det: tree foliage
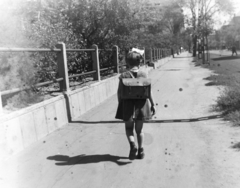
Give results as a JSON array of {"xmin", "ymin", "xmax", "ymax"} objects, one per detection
[
  {"xmin": 1, "ymin": 0, "xmax": 186, "ymax": 90},
  {"xmin": 182, "ymin": 0, "xmax": 234, "ymax": 56},
  {"xmin": 217, "ymin": 16, "xmax": 240, "ymax": 48},
  {"xmin": 0, "ymin": 0, "xmax": 188, "ymax": 109}
]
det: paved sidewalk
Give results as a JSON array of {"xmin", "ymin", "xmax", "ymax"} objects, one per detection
[{"xmin": 1, "ymin": 52, "xmax": 222, "ymax": 188}]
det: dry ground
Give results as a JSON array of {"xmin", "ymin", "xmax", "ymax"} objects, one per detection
[{"xmin": 1, "ymin": 52, "xmax": 240, "ymax": 188}]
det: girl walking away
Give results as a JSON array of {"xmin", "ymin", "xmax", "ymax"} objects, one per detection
[
  {"xmin": 115, "ymin": 51, "xmax": 156, "ymax": 160},
  {"xmin": 232, "ymin": 46, "xmax": 238, "ymax": 56}
]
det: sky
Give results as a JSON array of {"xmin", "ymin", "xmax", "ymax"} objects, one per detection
[
  {"xmin": 232, "ymin": 0, "xmax": 240, "ymax": 15},
  {"xmin": 213, "ymin": 0, "xmax": 240, "ymax": 29}
]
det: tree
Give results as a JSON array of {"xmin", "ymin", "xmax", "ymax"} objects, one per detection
[
  {"xmin": 221, "ymin": 16, "xmax": 240, "ymax": 48},
  {"xmin": 126, "ymin": 0, "xmax": 185, "ymax": 49},
  {"xmin": 160, "ymin": 1, "xmax": 185, "ymax": 49},
  {"xmin": 182, "ymin": 0, "xmax": 234, "ymax": 57}
]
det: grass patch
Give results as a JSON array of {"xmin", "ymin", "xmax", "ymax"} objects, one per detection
[{"xmin": 196, "ymin": 51, "xmax": 240, "ymax": 126}]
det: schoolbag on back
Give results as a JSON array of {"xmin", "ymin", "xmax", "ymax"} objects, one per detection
[{"xmin": 121, "ymin": 71, "xmax": 151, "ymax": 99}]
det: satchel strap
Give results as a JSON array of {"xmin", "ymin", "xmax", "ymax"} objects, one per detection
[{"xmin": 128, "ymin": 71, "xmax": 136, "ymax": 78}]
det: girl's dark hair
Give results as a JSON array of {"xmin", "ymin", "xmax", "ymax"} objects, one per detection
[{"xmin": 126, "ymin": 51, "xmax": 142, "ymax": 66}]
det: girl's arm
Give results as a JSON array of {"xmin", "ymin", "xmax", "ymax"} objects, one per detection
[
  {"xmin": 117, "ymin": 80, "xmax": 122, "ymax": 102},
  {"xmin": 149, "ymin": 91, "xmax": 156, "ymax": 115},
  {"xmin": 149, "ymin": 91, "xmax": 155, "ymax": 107},
  {"xmin": 145, "ymin": 72, "xmax": 154, "ymax": 106},
  {"xmin": 144, "ymin": 71, "xmax": 156, "ymax": 114}
]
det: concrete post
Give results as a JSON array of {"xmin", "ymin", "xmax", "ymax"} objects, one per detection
[
  {"xmin": 153, "ymin": 48, "xmax": 155, "ymax": 61},
  {"xmin": 150, "ymin": 48, "xmax": 153, "ymax": 63},
  {"xmin": 112, "ymin": 45, "xmax": 119, "ymax": 74},
  {"xmin": 143, "ymin": 47, "xmax": 146, "ymax": 65},
  {"xmin": 0, "ymin": 92, "xmax": 2, "ymax": 115},
  {"xmin": 56, "ymin": 42, "xmax": 70, "ymax": 92},
  {"xmin": 91, "ymin": 44, "xmax": 100, "ymax": 81},
  {"xmin": 155, "ymin": 49, "xmax": 157, "ymax": 60}
]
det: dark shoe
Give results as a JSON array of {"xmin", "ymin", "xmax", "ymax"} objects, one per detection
[
  {"xmin": 129, "ymin": 147, "xmax": 137, "ymax": 160},
  {"xmin": 137, "ymin": 148, "xmax": 145, "ymax": 159}
]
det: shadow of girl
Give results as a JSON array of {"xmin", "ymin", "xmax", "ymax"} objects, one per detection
[{"xmin": 47, "ymin": 154, "xmax": 131, "ymax": 166}]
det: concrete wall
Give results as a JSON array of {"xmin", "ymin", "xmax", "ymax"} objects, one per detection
[
  {"xmin": 0, "ymin": 95, "xmax": 68, "ymax": 160},
  {"xmin": 66, "ymin": 57, "xmax": 171, "ymax": 121},
  {"xmin": 67, "ymin": 75, "xmax": 119, "ymax": 121},
  {"xmin": 0, "ymin": 57, "xmax": 171, "ymax": 160}
]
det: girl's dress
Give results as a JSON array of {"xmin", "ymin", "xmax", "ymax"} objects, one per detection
[{"xmin": 115, "ymin": 71, "xmax": 152, "ymax": 121}]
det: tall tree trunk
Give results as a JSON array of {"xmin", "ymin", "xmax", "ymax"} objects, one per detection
[{"xmin": 192, "ymin": 35, "xmax": 197, "ymax": 57}]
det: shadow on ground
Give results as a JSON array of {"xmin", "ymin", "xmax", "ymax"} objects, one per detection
[
  {"xmin": 72, "ymin": 114, "xmax": 222, "ymax": 124},
  {"xmin": 232, "ymin": 142, "xmax": 240, "ymax": 150},
  {"xmin": 205, "ymin": 82, "xmax": 218, "ymax": 86},
  {"xmin": 203, "ymin": 77, "xmax": 220, "ymax": 86},
  {"xmin": 47, "ymin": 154, "xmax": 131, "ymax": 166},
  {"xmin": 212, "ymin": 56, "xmax": 240, "ymax": 61},
  {"xmin": 174, "ymin": 56, "xmax": 190, "ymax": 58},
  {"xmin": 159, "ymin": 69, "xmax": 181, "ymax": 71}
]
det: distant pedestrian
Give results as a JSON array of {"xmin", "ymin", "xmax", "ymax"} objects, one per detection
[
  {"xmin": 171, "ymin": 48, "xmax": 174, "ymax": 58},
  {"xmin": 232, "ymin": 46, "xmax": 238, "ymax": 56},
  {"xmin": 115, "ymin": 51, "xmax": 156, "ymax": 160}
]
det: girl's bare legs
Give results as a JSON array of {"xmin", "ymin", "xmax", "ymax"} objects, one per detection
[
  {"xmin": 135, "ymin": 120, "xmax": 145, "ymax": 159},
  {"xmin": 125, "ymin": 120, "xmax": 135, "ymax": 143},
  {"xmin": 135, "ymin": 120, "xmax": 144, "ymax": 149},
  {"xmin": 125, "ymin": 120, "xmax": 137, "ymax": 160}
]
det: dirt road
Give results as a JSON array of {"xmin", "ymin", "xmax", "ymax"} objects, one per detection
[{"xmin": 1, "ymin": 52, "xmax": 240, "ymax": 188}]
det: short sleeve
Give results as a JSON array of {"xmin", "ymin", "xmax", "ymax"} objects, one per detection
[
  {"xmin": 119, "ymin": 72, "xmax": 132, "ymax": 79},
  {"xmin": 137, "ymin": 71, "xmax": 147, "ymax": 78},
  {"xmin": 119, "ymin": 74, "xmax": 123, "ymax": 80}
]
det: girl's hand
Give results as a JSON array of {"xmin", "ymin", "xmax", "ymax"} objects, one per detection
[{"xmin": 151, "ymin": 106, "xmax": 156, "ymax": 115}]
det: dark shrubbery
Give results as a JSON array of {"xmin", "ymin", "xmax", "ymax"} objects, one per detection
[
  {"xmin": 214, "ymin": 84, "xmax": 240, "ymax": 126},
  {"xmin": 1, "ymin": 0, "xmax": 185, "ymax": 110},
  {"xmin": 200, "ymin": 54, "xmax": 240, "ymax": 126}
]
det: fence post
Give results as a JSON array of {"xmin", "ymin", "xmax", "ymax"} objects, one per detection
[
  {"xmin": 0, "ymin": 92, "xmax": 2, "ymax": 115},
  {"xmin": 150, "ymin": 48, "xmax": 153, "ymax": 63},
  {"xmin": 143, "ymin": 47, "xmax": 146, "ymax": 65},
  {"xmin": 152, "ymin": 48, "xmax": 154, "ymax": 62},
  {"xmin": 156, "ymin": 48, "xmax": 158, "ymax": 60},
  {"xmin": 56, "ymin": 42, "xmax": 70, "ymax": 92},
  {"xmin": 153, "ymin": 48, "xmax": 155, "ymax": 61},
  {"xmin": 156, "ymin": 49, "xmax": 158, "ymax": 60},
  {"xmin": 112, "ymin": 45, "xmax": 119, "ymax": 74},
  {"xmin": 91, "ymin": 44, "xmax": 100, "ymax": 81}
]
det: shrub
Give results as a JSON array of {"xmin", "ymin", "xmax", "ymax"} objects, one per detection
[
  {"xmin": 0, "ymin": 53, "xmax": 42, "ymax": 110},
  {"xmin": 215, "ymin": 85, "xmax": 240, "ymax": 115},
  {"xmin": 5, "ymin": 90, "xmax": 44, "ymax": 111},
  {"xmin": 0, "ymin": 53, "xmax": 39, "ymax": 91},
  {"xmin": 225, "ymin": 110, "xmax": 240, "ymax": 126}
]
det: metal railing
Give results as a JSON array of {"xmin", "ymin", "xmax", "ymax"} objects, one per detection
[
  {"xmin": 0, "ymin": 43, "xmax": 171, "ymax": 112},
  {"xmin": 0, "ymin": 44, "xmax": 119, "ymax": 96}
]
